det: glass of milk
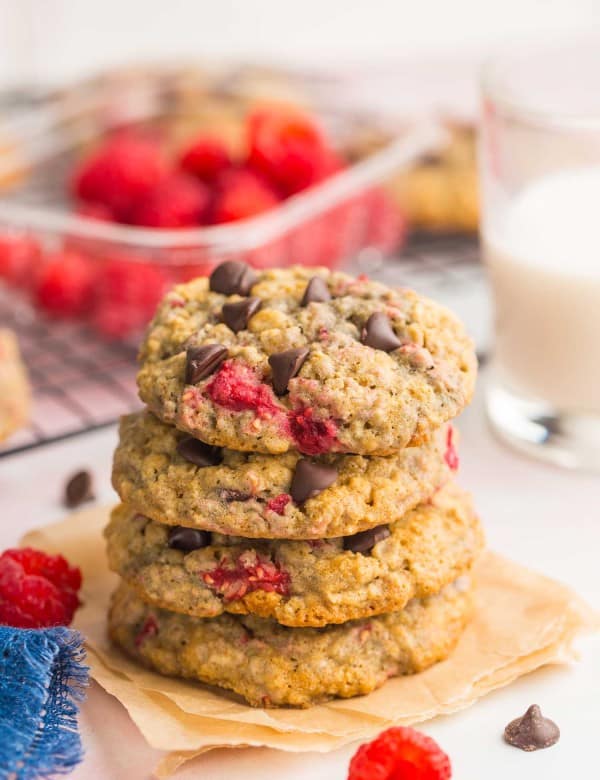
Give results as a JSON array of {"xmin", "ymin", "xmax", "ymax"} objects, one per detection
[{"xmin": 480, "ymin": 44, "xmax": 600, "ymax": 471}]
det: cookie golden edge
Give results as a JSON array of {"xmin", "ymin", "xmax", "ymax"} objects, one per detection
[
  {"xmin": 108, "ymin": 575, "xmax": 475, "ymax": 708},
  {"xmin": 105, "ymin": 482, "xmax": 484, "ymax": 627}
]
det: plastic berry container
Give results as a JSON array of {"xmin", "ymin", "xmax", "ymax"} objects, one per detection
[{"xmin": 0, "ymin": 63, "xmax": 441, "ymax": 341}]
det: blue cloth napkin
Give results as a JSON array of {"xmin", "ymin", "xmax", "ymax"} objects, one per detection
[{"xmin": 0, "ymin": 626, "xmax": 88, "ymax": 780}]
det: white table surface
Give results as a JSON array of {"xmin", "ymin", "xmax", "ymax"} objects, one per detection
[{"xmin": 1, "ymin": 377, "xmax": 599, "ymax": 780}]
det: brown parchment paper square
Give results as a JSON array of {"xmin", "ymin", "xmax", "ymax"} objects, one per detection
[{"xmin": 22, "ymin": 506, "xmax": 598, "ymax": 777}]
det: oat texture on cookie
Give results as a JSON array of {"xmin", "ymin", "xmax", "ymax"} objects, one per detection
[{"xmin": 109, "ymin": 260, "xmax": 484, "ymax": 707}]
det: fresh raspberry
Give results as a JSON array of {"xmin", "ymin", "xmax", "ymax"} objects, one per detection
[
  {"xmin": 129, "ymin": 173, "xmax": 210, "ymax": 228},
  {"xmin": 179, "ymin": 135, "xmax": 232, "ymax": 183},
  {"xmin": 91, "ymin": 257, "xmax": 167, "ymax": 339},
  {"xmin": 211, "ymin": 169, "xmax": 280, "ymax": 224},
  {"xmin": 248, "ymin": 108, "xmax": 331, "ymax": 195},
  {"xmin": 288, "ymin": 405, "xmax": 338, "ymax": 455},
  {"xmin": 201, "ymin": 550, "xmax": 290, "ymax": 601},
  {"xmin": 206, "ymin": 361, "xmax": 281, "ymax": 419},
  {"xmin": 135, "ymin": 615, "xmax": 158, "ymax": 647},
  {"xmin": 0, "ymin": 233, "xmax": 41, "ymax": 287},
  {"xmin": 0, "ymin": 548, "xmax": 82, "ymax": 629},
  {"xmin": 71, "ymin": 133, "xmax": 167, "ymax": 221},
  {"xmin": 348, "ymin": 726, "xmax": 452, "ymax": 780},
  {"xmin": 444, "ymin": 426, "xmax": 459, "ymax": 472},
  {"xmin": 35, "ymin": 250, "xmax": 95, "ymax": 318},
  {"xmin": 266, "ymin": 493, "xmax": 291, "ymax": 515}
]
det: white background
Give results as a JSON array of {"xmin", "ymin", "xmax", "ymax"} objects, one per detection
[{"xmin": 0, "ymin": 0, "xmax": 599, "ymax": 88}]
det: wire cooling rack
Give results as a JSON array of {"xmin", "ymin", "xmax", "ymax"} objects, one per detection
[{"xmin": 0, "ymin": 232, "xmax": 484, "ymax": 458}]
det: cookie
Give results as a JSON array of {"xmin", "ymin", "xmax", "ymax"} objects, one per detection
[
  {"xmin": 137, "ymin": 265, "xmax": 476, "ymax": 456},
  {"xmin": 105, "ymin": 483, "xmax": 483, "ymax": 627},
  {"xmin": 108, "ymin": 576, "xmax": 474, "ymax": 707},
  {"xmin": 345, "ymin": 121, "xmax": 479, "ymax": 233},
  {"xmin": 112, "ymin": 411, "xmax": 457, "ymax": 539},
  {"xmin": 0, "ymin": 329, "xmax": 30, "ymax": 442}
]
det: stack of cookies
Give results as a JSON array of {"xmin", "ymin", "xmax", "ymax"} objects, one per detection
[{"xmin": 106, "ymin": 262, "xmax": 483, "ymax": 708}]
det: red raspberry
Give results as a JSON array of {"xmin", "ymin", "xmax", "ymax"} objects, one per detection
[
  {"xmin": 130, "ymin": 173, "xmax": 210, "ymax": 228},
  {"xmin": 444, "ymin": 426, "xmax": 459, "ymax": 472},
  {"xmin": 348, "ymin": 726, "xmax": 452, "ymax": 780},
  {"xmin": 179, "ymin": 135, "xmax": 232, "ymax": 183},
  {"xmin": 266, "ymin": 493, "xmax": 291, "ymax": 515},
  {"xmin": 0, "ymin": 233, "xmax": 41, "ymax": 287},
  {"xmin": 206, "ymin": 361, "xmax": 281, "ymax": 419},
  {"xmin": 201, "ymin": 551, "xmax": 290, "ymax": 601},
  {"xmin": 91, "ymin": 257, "xmax": 167, "ymax": 339},
  {"xmin": 0, "ymin": 547, "xmax": 82, "ymax": 629},
  {"xmin": 135, "ymin": 615, "xmax": 158, "ymax": 647},
  {"xmin": 35, "ymin": 250, "xmax": 95, "ymax": 318},
  {"xmin": 71, "ymin": 134, "xmax": 168, "ymax": 221},
  {"xmin": 288, "ymin": 405, "xmax": 338, "ymax": 455},
  {"xmin": 248, "ymin": 108, "xmax": 331, "ymax": 195},
  {"xmin": 211, "ymin": 169, "xmax": 280, "ymax": 224}
]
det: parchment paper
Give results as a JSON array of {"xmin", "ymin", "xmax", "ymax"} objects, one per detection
[{"xmin": 22, "ymin": 506, "xmax": 598, "ymax": 778}]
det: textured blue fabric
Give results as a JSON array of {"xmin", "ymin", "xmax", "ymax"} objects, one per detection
[{"xmin": 0, "ymin": 626, "xmax": 88, "ymax": 780}]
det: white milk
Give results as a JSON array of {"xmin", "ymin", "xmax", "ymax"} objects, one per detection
[{"xmin": 484, "ymin": 167, "xmax": 600, "ymax": 413}]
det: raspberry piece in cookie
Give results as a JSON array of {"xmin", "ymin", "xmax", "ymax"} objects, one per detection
[
  {"xmin": 288, "ymin": 405, "xmax": 339, "ymax": 455},
  {"xmin": 266, "ymin": 493, "xmax": 291, "ymax": 515},
  {"xmin": 444, "ymin": 426, "xmax": 459, "ymax": 472},
  {"xmin": 201, "ymin": 551, "xmax": 290, "ymax": 601},
  {"xmin": 206, "ymin": 361, "xmax": 281, "ymax": 419},
  {"xmin": 0, "ymin": 547, "xmax": 82, "ymax": 628},
  {"xmin": 348, "ymin": 726, "xmax": 452, "ymax": 780}
]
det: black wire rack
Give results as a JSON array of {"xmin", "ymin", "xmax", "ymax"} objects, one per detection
[{"xmin": 0, "ymin": 232, "xmax": 482, "ymax": 458}]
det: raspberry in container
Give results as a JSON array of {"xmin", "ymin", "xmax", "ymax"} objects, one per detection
[{"xmin": 0, "ymin": 63, "xmax": 442, "ymax": 341}]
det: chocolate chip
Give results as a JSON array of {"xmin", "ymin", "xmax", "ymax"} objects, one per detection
[
  {"xmin": 167, "ymin": 526, "xmax": 212, "ymax": 552},
  {"xmin": 504, "ymin": 705, "xmax": 560, "ymax": 752},
  {"xmin": 216, "ymin": 488, "xmax": 252, "ymax": 502},
  {"xmin": 64, "ymin": 470, "xmax": 94, "ymax": 508},
  {"xmin": 343, "ymin": 524, "xmax": 391, "ymax": 554},
  {"xmin": 361, "ymin": 312, "xmax": 402, "ymax": 352},
  {"xmin": 185, "ymin": 344, "xmax": 228, "ymax": 384},
  {"xmin": 176, "ymin": 436, "xmax": 222, "ymax": 467},
  {"xmin": 222, "ymin": 297, "xmax": 261, "ymax": 333},
  {"xmin": 209, "ymin": 261, "xmax": 257, "ymax": 296},
  {"xmin": 290, "ymin": 459, "xmax": 337, "ymax": 504},
  {"xmin": 268, "ymin": 347, "xmax": 310, "ymax": 395},
  {"xmin": 300, "ymin": 276, "xmax": 331, "ymax": 306}
]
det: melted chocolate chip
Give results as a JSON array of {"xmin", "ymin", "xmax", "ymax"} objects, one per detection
[
  {"xmin": 176, "ymin": 436, "xmax": 222, "ymax": 467},
  {"xmin": 185, "ymin": 344, "xmax": 228, "ymax": 384},
  {"xmin": 222, "ymin": 297, "xmax": 261, "ymax": 333},
  {"xmin": 361, "ymin": 312, "xmax": 402, "ymax": 352},
  {"xmin": 64, "ymin": 470, "xmax": 94, "ymax": 508},
  {"xmin": 504, "ymin": 705, "xmax": 560, "ymax": 752},
  {"xmin": 268, "ymin": 347, "xmax": 310, "ymax": 395},
  {"xmin": 301, "ymin": 276, "xmax": 331, "ymax": 306},
  {"xmin": 167, "ymin": 526, "xmax": 212, "ymax": 552},
  {"xmin": 290, "ymin": 459, "xmax": 337, "ymax": 504},
  {"xmin": 209, "ymin": 260, "xmax": 257, "ymax": 296},
  {"xmin": 343, "ymin": 524, "xmax": 391, "ymax": 554},
  {"xmin": 216, "ymin": 488, "xmax": 252, "ymax": 502}
]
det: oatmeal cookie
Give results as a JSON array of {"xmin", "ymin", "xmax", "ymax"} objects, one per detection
[
  {"xmin": 105, "ymin": 483, "xmax": 483, "ymax": 627},
  {"xmin": 112, "ymin": 411, "xmax": 457, "ymax": 539},
  {"xmin": 137, "ymin": 264, "xmax": 476, "ymax": 456},
  {"xmin": 108, "ymin": 576, "xmax": 474, "ymax": 707}
]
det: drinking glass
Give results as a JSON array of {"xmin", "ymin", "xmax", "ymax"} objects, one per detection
[{"xmin": 480, "ymin": 43, "xmax": 600, "ymax": 471}]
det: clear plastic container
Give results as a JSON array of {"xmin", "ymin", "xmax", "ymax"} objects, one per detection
[{"xmin": 0, "ymin": 64, "xmax": 441, "ymax": 339}]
